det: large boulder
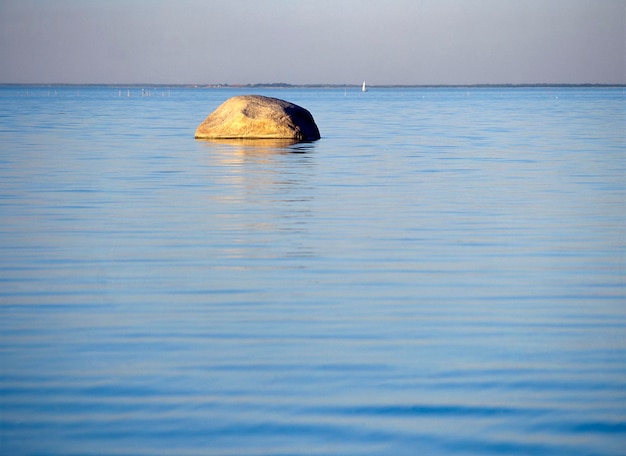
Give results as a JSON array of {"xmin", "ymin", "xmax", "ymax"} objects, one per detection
[{"xmin": 195, "ymin": 95, "xmax": 320, "ymax": 141}]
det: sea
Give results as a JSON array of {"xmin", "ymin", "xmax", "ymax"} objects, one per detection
[{"xmin": 1, "ymin": 85, "xmax": 625, "ymax": 455}]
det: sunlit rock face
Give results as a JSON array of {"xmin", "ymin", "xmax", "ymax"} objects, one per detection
[{"xmin": 195, "ymin": 95, "xmax": 320, "ymax": 141}]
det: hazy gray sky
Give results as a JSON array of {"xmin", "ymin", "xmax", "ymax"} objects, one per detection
[{"xmin": 1, "ymin": 0, "xmax": 624, "ymax": 85}]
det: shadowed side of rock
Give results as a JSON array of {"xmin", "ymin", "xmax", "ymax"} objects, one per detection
[{"xmin": 195, "ymin": 95, "xmax": 320, "ymax": 141}]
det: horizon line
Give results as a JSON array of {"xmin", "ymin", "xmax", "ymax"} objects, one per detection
[{"xmin": 1, "ymin": 82, "xmax": 625, "ymax": 88}]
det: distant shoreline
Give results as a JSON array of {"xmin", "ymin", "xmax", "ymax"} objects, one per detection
[{"xmin": 1, "ymin": 83, "xmax": 625, "ymax": 89}]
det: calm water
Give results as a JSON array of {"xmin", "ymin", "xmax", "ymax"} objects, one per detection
[{"xmin": 1, "ymin": 85, "xmax": 625, "ymax": 455}]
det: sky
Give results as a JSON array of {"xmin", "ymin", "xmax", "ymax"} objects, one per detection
[{"xmin": 0, "ymin": 0, "xmax": 624, "ymax": 85}]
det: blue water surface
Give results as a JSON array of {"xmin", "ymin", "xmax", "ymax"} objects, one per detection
[{"xmin": 1, "ymin": 85, "xmax": 625, "ymax": 455}]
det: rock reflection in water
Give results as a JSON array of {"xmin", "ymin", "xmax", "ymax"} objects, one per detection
[{"xmin": 198, "ymin": 138, "xmax": 318, "ymax": 264}]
